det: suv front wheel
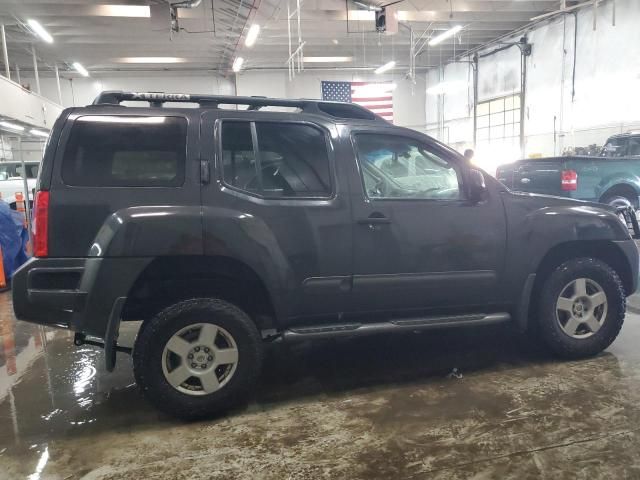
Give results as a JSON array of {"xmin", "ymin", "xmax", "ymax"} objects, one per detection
[
  {"xmin": 133, "ymin": 298, "xmax": 263, "ymax": 419},
  {"xmin": 537, "ymin": 258, "xmax": 626, "ymax": 359}
]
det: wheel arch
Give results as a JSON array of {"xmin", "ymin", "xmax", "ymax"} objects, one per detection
[
  {"xmin": 122, "ymin": 255, "xmax": 279, "ymax": 331},
  {"xmin": 532, "ymin": 240, "xmax": 634, "ymax": 297},
  {"xmin": 526, "ymin": 240, "xmax": 634, "ymax": 330},
  {"xmin": 598, "ymin": 183, "xmax": 640, "ymax": 207}
]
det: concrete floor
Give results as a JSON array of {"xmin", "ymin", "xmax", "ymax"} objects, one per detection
[{"xmin": 2, "ymin": 294, "xmax": 640, "ymax": 479}]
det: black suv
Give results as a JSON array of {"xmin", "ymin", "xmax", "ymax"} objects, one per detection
[{"xmin": 13, "ymin": 91, "xmax": 639, "ymax": 419}]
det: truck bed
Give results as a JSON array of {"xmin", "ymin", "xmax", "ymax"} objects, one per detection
[{"xmin": 496, "ymin": 155, "xmax": 640, "ymax": 205}]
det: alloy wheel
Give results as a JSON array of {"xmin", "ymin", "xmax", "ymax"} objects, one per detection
[
  {"xmin": 555, "ymin": 278, "xmax": 608, "ymax": 339},
  {"xmin": 161, "ymin": 323, "xmax": 239, "ymax": 396}
]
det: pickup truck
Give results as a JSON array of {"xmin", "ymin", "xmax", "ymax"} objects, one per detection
[
  {"xmin": 0, "ymin": 161, "xmax": 39, "ymax": 207},
  {"xmin": 496, "ymin": 156, "xmax": 640, "ymax": 208}
]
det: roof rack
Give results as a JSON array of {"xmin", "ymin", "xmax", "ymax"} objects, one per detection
[{"xmin": 92, "ymin": 91, "xmax": 384, "ymax": 122}]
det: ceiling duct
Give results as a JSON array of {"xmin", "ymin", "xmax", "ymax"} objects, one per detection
[{"xmin": 167, "ymin": 0, "xmax": 204, "ymax": 32}]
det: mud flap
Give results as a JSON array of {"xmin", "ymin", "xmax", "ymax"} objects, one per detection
[{"xmin": 104, "ymin": 297, "xmax": 127, "ymax": 372}]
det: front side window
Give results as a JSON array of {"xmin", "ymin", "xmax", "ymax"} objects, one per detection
[
  {"xmin": 61, "ymin": 116, "xmax": 187, "ymax": 187},
  {"xmin": 354, "ymin": 133, "xmax": 461, "ymax": 200},
  {"xmin": 220, "ymin": 121, "xmax": 332, "ymax": 198}
]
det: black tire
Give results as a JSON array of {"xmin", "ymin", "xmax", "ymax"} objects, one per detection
[
  {"xmin": 602, "ymin": 193, "xmax": 638, "ymax": 209},
  {"xmin": 537, "ymin": 257, "xmax": 626, "ymax": 359},
  {"xmin": 133, "ymin": 298, "xmax": 263, "ymax": 419}
]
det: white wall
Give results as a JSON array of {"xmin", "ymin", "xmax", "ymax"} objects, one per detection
[
  {"xmin": 31, "ymin": 74, "xmax": 235, "ymax": 108},
  {"xmin": 428, "ymin": 0, "xmax": 640, "ymax": 171},
  {"xmin": 235, "ymin": 70, "xmax": 426, "ymax": 130},
  {"xmin": 30, "ymin": 69, "xmax": 426, "ymax": 132}
]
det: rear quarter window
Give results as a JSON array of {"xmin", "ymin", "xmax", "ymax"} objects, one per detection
[{"xmin": 61, "ymin": 115, "xmax": 187, "ymax": 187}]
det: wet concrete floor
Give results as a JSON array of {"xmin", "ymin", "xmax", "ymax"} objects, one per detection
[{"xmin": 2, "ymin": 292, "xmax": 640, "ymax": 479}]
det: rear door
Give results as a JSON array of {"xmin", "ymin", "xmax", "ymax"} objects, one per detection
[
  {"xmin": 200, "ymin": 111, "xmax": 353, "ymax": 321},
  {"xmin": 48, "ymin": 109, "xmax": 202, "ymax": 257}
]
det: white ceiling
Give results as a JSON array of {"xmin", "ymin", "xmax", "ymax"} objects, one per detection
[{"xmin": 0, "ymin": 0, "xmax": 564, "ymax": 78}]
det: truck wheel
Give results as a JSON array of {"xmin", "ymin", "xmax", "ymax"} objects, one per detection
[
  {"xmin": 537, "ymin": 258, "xmax": 625, "ymax": 359},
  {"xmin": 133, "ymin": 298, "xmax": 263, "ymax": 419},
  {"xmin": 602, "ymin": 194, "xmax": 638, "ymax": 209}
]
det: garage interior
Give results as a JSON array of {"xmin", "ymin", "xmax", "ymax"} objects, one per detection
[{"xmin": 2, "ymin": 0, "xmax": 640, "ymax": 478}]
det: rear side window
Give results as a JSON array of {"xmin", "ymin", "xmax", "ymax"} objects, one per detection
[
  {"xmin": 220, "ymin": 121, "xmax": 332, "ymax": 198},
  {"xmin": 61, "ymin": 116, "xmax": 187, "ymax": 187}
]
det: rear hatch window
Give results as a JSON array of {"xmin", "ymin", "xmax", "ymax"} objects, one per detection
[{"xmin": 61, "ymin": 115, "xmax": 187, "ymax": 187}]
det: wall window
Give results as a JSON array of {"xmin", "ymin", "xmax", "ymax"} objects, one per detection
[
  {"xmin": 220, "ymin": 121, "xmax": 332, "ymax": 198},
  {"xmin": 62, "ymin": 116, "xmax": 187, "ymax": 187},
  {"xmin": 476, "ymin": 94, "xmax": 520, "ymax": 157},
  {"xmin": 354, "ymin": 133, "xmax": 461, "ymax": 200}
]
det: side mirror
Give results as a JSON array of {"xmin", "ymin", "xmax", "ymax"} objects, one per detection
[{"xmin": 467, "ymin": 168, "xmax": 487, "ymax": 202}]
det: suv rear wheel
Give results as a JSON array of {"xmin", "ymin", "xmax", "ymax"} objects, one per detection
[
  {"xmin": 537, "ymin": 258, "xmax": 625, "ymax": 359},
  {"xmin": 133, "ymin": 298, "xmax": 263, "ymax": 419}
]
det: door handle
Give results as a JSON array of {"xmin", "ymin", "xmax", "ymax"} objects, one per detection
[
  {"xmin": 357, "ymin": 213, "xmax": 391, "ymax": 225},
  {"xmin": 201, "ymin": 160, "xmax": 211, "ymax": 185}
]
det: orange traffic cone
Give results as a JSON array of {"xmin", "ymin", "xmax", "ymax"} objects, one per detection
[
  {"xmin": 0, "ymin": 246, "xmax": 7, "ymax": 291},
  {"xmin": 15, "ymin": 192, "xmax": 26, "ymax": 227}
]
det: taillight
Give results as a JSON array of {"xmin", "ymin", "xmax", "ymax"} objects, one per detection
[
  {"xmin": 33, "ymin": 190, "xmax": 49, "ymax": 257},
  {"xmin": 561, "ymin": 170, "xmax": 578, "ymax": 191}
]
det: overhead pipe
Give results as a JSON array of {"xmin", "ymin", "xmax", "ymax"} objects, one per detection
[{"xmin": 171, "ymin": 0, "xmax": 203, "ymax": 8}]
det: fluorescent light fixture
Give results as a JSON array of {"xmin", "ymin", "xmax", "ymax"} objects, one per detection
[
  {"xmin": 244, "ymin": 24, "xmax": 260, "ymax": 47},
  {"xmin": 117, "ymin": 57, "xmax": 188, "ymax": 64},
  {"xmin": 353, "ymin": 1, "xmax": 381, "ymax": 11},
  {"xmin": 426, "ymin": 80, "xmax": 469, "ymax": 95},
  {"xmin": 232, "ymin": 57, "xmax": 244, "ymax": 72},
  {"xmin": 0, "ymin": 121, "xmax": 25, "ymax": 132},
  {"xmin": 303, "ymin": 56, "xmax": 353, "ymax": 63},
  {"xmin": 27, "ymin": 19, "xmax": 53, "ymax": 44},
  {"xmin": 428, "ymin": 25, "xmax": 463, "ymax": 46},
  {"xmin": 30, "ymin": 129, "xmax": 49, "ymax": 137},
  {"xmin": 374, "ymin": 60, "xmax": 396, "ymax": 74},
  {"xmin": 93, "ymin": 5, "xmax": 151, "ymax": 17},
  {"xmin": 73, "ymin": 62, "xmax": 89, "ymax": 77}
]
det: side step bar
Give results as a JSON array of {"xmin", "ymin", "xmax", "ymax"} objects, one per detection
[{"xmin": 282, "ymin": 312, "xmax": 511, "ymax": 342}]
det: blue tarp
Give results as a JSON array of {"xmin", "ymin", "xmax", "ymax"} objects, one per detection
[{"xmin": 0, "ymin": 201, "xmax": 29, "ymax": 280}]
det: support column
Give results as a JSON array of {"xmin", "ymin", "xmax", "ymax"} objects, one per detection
[
  {"xmin": 31, "ymin": 45, "xmax": 40, "ymax": 94},
  {"xmin": 472, "ymin": 54, "xmax": 479, "ymax": 149},
  {"xmin": 54, "ymin": 64, "xmax": 62, "ymax": 104},
  {"xmin": 1, "ymin": 24, "xmax": 9, "ymax": 79}
]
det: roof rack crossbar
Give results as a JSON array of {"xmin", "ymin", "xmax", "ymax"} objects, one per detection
[{"xmin": 91, "ymin": 91, "xmax": 384, "ymax": 122}]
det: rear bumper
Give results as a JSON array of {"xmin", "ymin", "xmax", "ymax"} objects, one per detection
[
  {"xmin": 12, "ymin": 258, "xmax": 86, "ymax": 330},
  {"xmin": 12, "ymin": 256, "xmax": 151, "ymax": 338}
]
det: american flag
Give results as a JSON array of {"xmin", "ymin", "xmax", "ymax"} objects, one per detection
[{"xmin": 321, "ymin": 81, "xmax": 394, "ymax": 122}]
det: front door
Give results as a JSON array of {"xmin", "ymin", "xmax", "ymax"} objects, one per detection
[{"xmin": 346, "ymin": 129, "xmax": 507, "ymax": 316}]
